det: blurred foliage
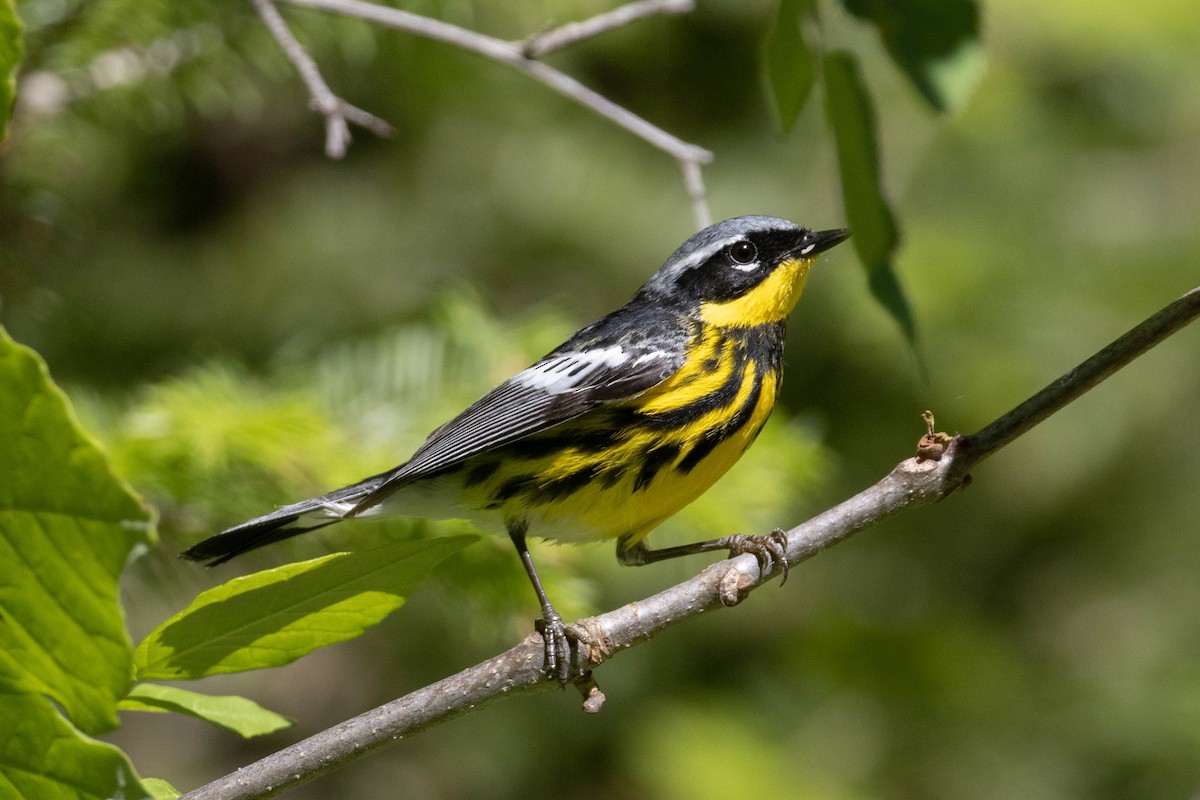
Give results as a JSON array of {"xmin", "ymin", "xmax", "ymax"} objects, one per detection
[
  {"xmin": 763, "ymin": 0, "xmax": 816, "ymax": 133},
  {"xmin": 767, "ymin": 0, "xmax": 986, "ymax": 345},
  {"xmin": 0, "ymin": 0, "xmax": 20, "ymax": 141},
  {"xmin": 1, "ymin": 0, "xmax": 1199, "ymax": 799},
  {"xmin": 824, "ymin": 49, "xmax": 913, "ymax": 346},
  {"xmin": 841, "ymin": 0, "xmax": 983, "ymax": 113},
  {"xmin": 87, "ymin": 363, "xmax": 348, "ymax": 533}
]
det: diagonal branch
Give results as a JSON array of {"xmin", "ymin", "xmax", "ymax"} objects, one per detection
[
  {"xmin": 961, "ymin": 284, "xmax": 1200, "ymax": 463},
  {"xmin": 248, "ymin": 0, "xmax": 394, "ymax": 158},
  {"xmin": 181, "ymin": 285, "xmax": 1200, "ymax": 800},
  {"xmin": 281, "ymin": 0, "xmax": 713, "ymax": 228},
  {"xmin": 521, "ymin": 0, "xmax": 695, "ymax": 57}
]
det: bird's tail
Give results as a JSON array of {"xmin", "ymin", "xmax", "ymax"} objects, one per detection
[{"xmin": 180, "ymin": 475, "xmax": 387, "ymax": 566}]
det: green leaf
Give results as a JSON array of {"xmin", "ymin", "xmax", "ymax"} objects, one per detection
[
  {"xmin": 823, "ymin": 51, "xmax": 917, "ymax": 345},
  {"xmin": 841, "ymin": 0, "xmax": 984, "ymax": 113},
  {"xmin": 0, "ymin": 327, "xmax": 154, "ymax": 735},
  {"xmin": 763, "ymin": 0, "xmax": 818, "ymax": 133},
  {"xmin": 0, "ymin": 0, "xmax": 21, "ymax": 142},
  {"xmin": 141, "ymin": 778, "xmax": 182, "ymax": 800},
  {"xmin": 0, "ymin": 329, "xmax": 153, "ymax": 798},
  {"xmin": 0, "ymin": 686, "xmax": 151, "ymax": 800},
  {"xmin": 120, "ymin": 683, "xmax": 292, "ymax": 738},
  {"xmin": 135, "ymin": 535, "xmax": 477, "ymax": 680}
]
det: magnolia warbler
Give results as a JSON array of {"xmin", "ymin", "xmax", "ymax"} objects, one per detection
[{"xmin": 183, "ymin": 216, "xmax": 849, "ymax": 680}]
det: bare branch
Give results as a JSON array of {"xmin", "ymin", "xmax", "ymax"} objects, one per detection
[
  {"xmin": 961, "ymin": 285, "xmax": 1200, "ymax": 464},
  {"xmin": 282, "ymin": 0, "xmax": 713, "ymax": 223},
  {"xmin": 248, "ymin": 0, "xmax": 393, "ymax": 158},
  {"xmin": 521, "ymin": 0, "xmax": 695, "ymax": 58},
  {"xmin": 680, "ymin": 158, "xmax": 712, "ymax": 229},
  {"xmin": 184, "ymin": 464, "xmax": 954, "ymax": 800},
  {"xmin": 181, "ymin": 287, "xmax": 1200, "ymax": 800}
]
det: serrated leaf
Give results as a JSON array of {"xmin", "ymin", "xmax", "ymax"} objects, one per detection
[
  {"xmin": 0, "ymin": 0, "xmax": 19, "ymax": 142},
  {"xmin": 764, "ymin": 0, "xmax": 817, "ymax": 133},
  {"xmin": 120, "ymin": 683, "xmax": 292, "ymax": 738},
  {"xmin": 841, "ymin": 0, "xmax": 983, "ymax": 113},
  {"xmin": 0, "ymin": 327, "xmax": 154, "ymax": 735},
  {"xmin": 135, "ymin": 535, "xmax": 477, "ymax": 680},
  {"xmin": 0, "ymin": 687, "xmax": 151, "ymax": 800},
  {"xmin": 824, "ymin": 51, "xmax": 917, "ymax": 345}
]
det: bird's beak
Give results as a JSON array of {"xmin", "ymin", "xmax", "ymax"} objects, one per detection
[{"xmin": 791, "ymin": 228, "xmax": 851, "ymax": 258}]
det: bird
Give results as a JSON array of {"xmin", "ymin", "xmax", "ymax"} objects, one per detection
[{"xmin": 182, "ymin": 215, "xmax": 849, "ymax": 682}]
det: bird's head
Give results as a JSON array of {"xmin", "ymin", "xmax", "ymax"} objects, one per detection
[{"xmin": 644, "ymin": 216, "xmax": 849, "ymax": 327}]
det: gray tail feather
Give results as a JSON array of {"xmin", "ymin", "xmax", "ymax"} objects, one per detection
[{"xmin": 180, "ymin": 475, "xmax": 387, "ymax": 566}]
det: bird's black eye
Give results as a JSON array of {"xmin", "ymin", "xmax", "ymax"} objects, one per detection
[{"xmin": 729, "ymin": 241, "xmax": 757, "ymax": 265}]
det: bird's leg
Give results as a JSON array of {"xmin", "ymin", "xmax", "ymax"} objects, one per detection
[
  {"xmin": 508, "ymin": 522, "xmax": 574, "ymax": 683},
  {"xmin": 616, "ymin": 529, "xmax": 790, "ymax": 585}
]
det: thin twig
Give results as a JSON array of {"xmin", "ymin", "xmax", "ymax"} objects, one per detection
[
  {"xmin": 282, "ymin": 0, "xmax": 713, "ymax": 226},
  {"xmin": 521, "ymin": 0, "xmax": 695, "ymax": 58},
  {"xmin": 960, "ymin": 285, "xmax": 1200, "ymax": 465},
  {"xmin": 680, "ymin": 159, "xmax": 712, "ymax": 228},
  {"xmin": 248, "ymin": 0, "xmax": 394, "ymax": 158},
  {"xmin": 181, "ymin": 287, "xmax": 1200, "ymax": 800}
]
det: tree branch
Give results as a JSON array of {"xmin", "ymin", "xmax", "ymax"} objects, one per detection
[
  {"xmin": 280, "ymin": 0, "xmax": 714, "ymax": 228},
  {"xmin": 961, "ymin": 285, "xmax": 1200, "ymax": 463},
  {"xmin": 520, "ymin": 0, "xmax": 694, "ymax": 57},
  {"xmin": 180, "ymin": 285, "xmax": 1200, "ymax": 800},
  {"xmin": 248, "ymin": 0, "xmax": 394, "ymax": 158}
]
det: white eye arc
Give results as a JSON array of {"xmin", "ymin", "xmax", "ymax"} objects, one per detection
[
  {"xmin": 798, "ymin": 242, "xmax": 817, "ymax": 256},
  {"xmin": 729, "ymin": 240, "xmax": 759, "ymax": 271}
]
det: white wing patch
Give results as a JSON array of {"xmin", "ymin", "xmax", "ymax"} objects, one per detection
[
  {"xmin": 514, "ymin": 346, "xmax": 632, "ymax": 394},
  {"xmin": 323, "ymin": 499, "xmax": 379, "ymax": 518}
]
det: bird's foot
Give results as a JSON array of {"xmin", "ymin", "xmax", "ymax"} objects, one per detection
[
  {"xmin": 720, "ymin": 528, "xmax": 790, "ymax": 585},
  {"xmin": 534, "ymin": 606, "xmax": 578, "ymax": 684}
]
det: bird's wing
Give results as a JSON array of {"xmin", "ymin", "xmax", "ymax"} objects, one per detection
[{"xmin": 350, "ymin": 339, "xmax": 684, "ymax": 512}]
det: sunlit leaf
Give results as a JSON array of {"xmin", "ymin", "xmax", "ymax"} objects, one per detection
[
  {"xmin": 135, "ymin": 535, "xmax": 477, "ymax": 680},
  {"xmin": 0, "ymin": 688, "xmax": 151, "ymax": 800},
  {"xmin": 141, "ymin": 778, "xmax": 182, "ymax": 800},
  {"xmin": 120, "ymin": 683, "xmax": 292, "ymax": 738},
  {"xmin": 823, "ymin": 51, "xmax": 917, "ymax": 345},
  {"xmin": 841, "ymin": 0, "xmax": 984, "ymax": 113},
  {"xmin": 0, "ymin": 327, "xmax": 153, "ymax": 735},
  {"xmin": 0, "ymin": 0, "xmax": 20, "ymax": 142},
  {"xmin": 763, "ymin": 0, "xmax": 818, "ymax": 133}
]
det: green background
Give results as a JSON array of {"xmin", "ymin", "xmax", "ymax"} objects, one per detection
[{"xmin": 2, "ymin": 0, "xmax": 1199, "ymax": 798}]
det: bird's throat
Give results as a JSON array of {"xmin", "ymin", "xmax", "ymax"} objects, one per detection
[{"xmin": 697, "ymin": 256, "xmax": 813, "ymax": 328}]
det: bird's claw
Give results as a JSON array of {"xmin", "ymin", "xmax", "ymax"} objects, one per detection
[
  {"xmin": 724, "ymin": 529, "xmax": 790, "ymax": 585},
  {"xmin": 535, "ymin": 608, "xmax": 575, "ymax": 684}
]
